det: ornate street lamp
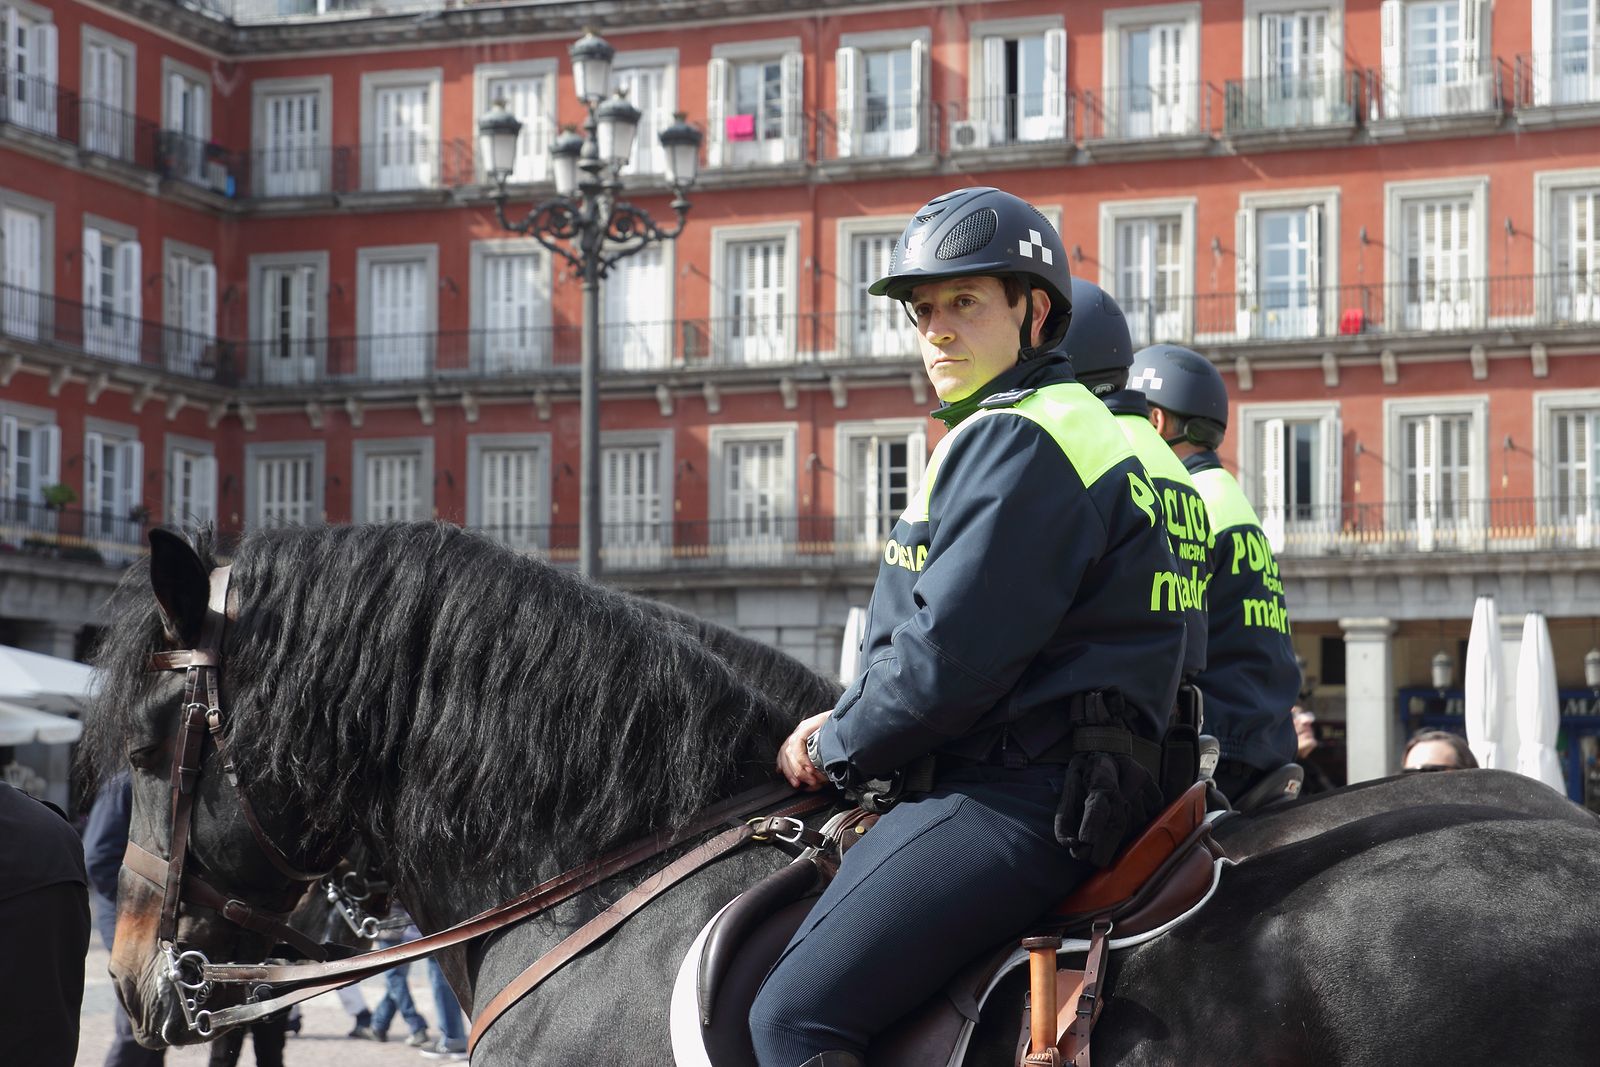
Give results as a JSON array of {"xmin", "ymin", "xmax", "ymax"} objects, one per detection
[{"xmin": 479, "ymin": 29, "xmax": 702, "ymax": 579}]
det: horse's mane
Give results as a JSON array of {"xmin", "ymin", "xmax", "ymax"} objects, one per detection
[{"xmin": 86, "ymin": 523, "xmax": 831, "ymax": 896}]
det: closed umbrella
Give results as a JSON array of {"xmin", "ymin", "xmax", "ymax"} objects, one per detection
[
  {"xmin": 1464, "ymin": 595, "xmax": 1506, "ymax": 769},
  {"xmin": 1514, "ymin": 613, "xmax": 1566, "ymax": 792}
]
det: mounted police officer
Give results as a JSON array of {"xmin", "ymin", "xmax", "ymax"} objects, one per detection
[
  {"xmin": 755, "ymin": 188, "xmax": 1187, "ymax": 1067},
  {"xmin": 1059, "ymin": 280, "xmax": 1212, "ymax": 800},
  {"xmin": 1130, "ymin": 343, "xmax": 1301, "ymax": 805}
]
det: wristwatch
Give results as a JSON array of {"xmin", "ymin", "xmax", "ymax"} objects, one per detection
[{"xmin": 804, "ymin": 727, "xmax": 826, "ymax": 774}]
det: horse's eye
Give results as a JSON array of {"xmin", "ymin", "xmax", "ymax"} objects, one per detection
[{"xmin": 127, "ymin": 745, "xmax": 161, "ymax": 771}]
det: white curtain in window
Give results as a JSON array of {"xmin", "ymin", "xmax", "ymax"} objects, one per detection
[
  {"xmin": 602, "ymin": 444, "xmax": 663, "ymax": 566},
  {"xmin": 726, "ymin": 239, "xmax": 788, "ymax": 364},
  {"xmin": 482, "ymin": 252, "xmax": 544, "ymax": 372},
  {"xmin": 368, "ymin": 259, "xmax": 428, "ymax": 379},
  {"xmin": 723, "ymin": 439, "xmax": 787, "ymax": 553},
  {"xmin": 1404, "ymin": 197, "xmax": 1475, "ymax": 331},
  {"xmin": 374, "ymin": 85, "xmax": 432, "ymax": 190},
  {"xmin": 256, "ymin": 456, "xmax": 315, "ymax": 526},
  {"xmin": 262, "ymin": 92, "xmax": 321, "ymax": 196},
  {"xmin": 480, "ymin": 447, "xmax": 542, "ymax": 549},
  {"xmin": 365, "ymin": 452, "xmax": 422, "ymax": 522}
]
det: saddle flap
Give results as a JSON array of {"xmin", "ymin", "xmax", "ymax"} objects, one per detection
[
  {"xmin": 1051, "ymin": 781, "xmax": 1208, "ymax": 921},
  {"xmin": 698, "ymin": 858, "xmax": 822, "ymax": 1025}
]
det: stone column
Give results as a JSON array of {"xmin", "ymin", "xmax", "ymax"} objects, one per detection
[{"xmin": 1341, "ymin": 617, "xmax": 1398, "ymax": 783}]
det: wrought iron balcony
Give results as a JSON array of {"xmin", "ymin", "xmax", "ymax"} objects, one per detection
[
  {"xmin": 815, "ymin": 102, "xmax": 935, "ymax": 161},
  {"xmin": 0, "ymin": 283, "xmax": 238, "ymax": 381},
  {"xmin": 942, "ymin": 93, "xmax": 1072, "ymax": 152},
  {"xmin": 1366, "ymin": 60, "xmax": 1501, "ymax": 123},
  {"xmin": 0, "ymin": 499, "xmax": 149, "ymax": 567},
  {"xmin": 1512, "ymin": 46, "xmax": 1600, "ymax": 111},
  {"xmin": 1079, "ymin": 81, "xmax": 1217, "ymax": 142},
  {"xmin": 1263, "ymin": 497, "xmax": 1600, "ymax": 559},
  {"xmin": 1223, "ymin": 71, "xmax": 1358, "ymax": 134}
]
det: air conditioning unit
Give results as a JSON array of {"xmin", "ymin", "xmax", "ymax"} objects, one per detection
[{"xmin": 949, "ymin": 118, "xmax": 988, "ymax": 151}]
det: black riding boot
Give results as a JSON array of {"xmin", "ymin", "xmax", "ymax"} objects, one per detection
[{"xmin": 796, "ymin": 1054, "xmax": 866, "ymax": 1067}]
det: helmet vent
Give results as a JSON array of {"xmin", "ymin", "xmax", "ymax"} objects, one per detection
[
  {"xmin": 915, "ymin": 210, "xmax": 941, "ymax": 224},
  {"xmin": 935, "ymin": 208, "xmax": 998, "ymax": 260}
]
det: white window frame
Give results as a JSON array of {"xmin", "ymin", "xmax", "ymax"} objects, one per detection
[
  {"xmin": 473, "ymin": 59, "xmax": 557, "ymax": 185},
  {"xmin": 159, "ymin": 57, "xmax": 211, "ymax": 184},
  {"xmin": 82, "ymin": 212, "xmax": 141, "ymax": 363},
  {"xmin": 1384, "ymin": 175, "xmax": 1489, "ymax": 332},
  {"xmin": 1533, "ymin": 388, "xmax": 1600, "ymax": 545},
  {"xmin": 1531, "ymin": 0, "xmax": 1600, "ymax": 106},
  {"xmin": 612, "ymin": 48, "xmax": 679, "ymax": 177},
  {"xmin": 0, "ymin": 398, "xmax": 60, "ymax": 520},
  {"xmin": 80, "ymin": 25, "xmax": 134, "ymax": 159},
  {"xmin": 82, "ymin": 416, "xmax": 142, "ymax": 548},
  {"xmin": 1235, "ymin": 186, "xmax": 1340, "ymax": 340},
  {"xmin": 835, "ymin": 215, "xmax": 915, "ymax": 361},
  {"xmin": 1534, "ymin": 166, "xmax": 1600, "ymax": 327},
  {"xmin": 707, "ymin": 37, "xmax": 804, "ymax": 168},
  {"xmin": 359, "ymin": 68, "xmax": 443, "ymax": 191},
  {"xmin": 3, "ymin": 0, "xmax": 58, "ymax": 136},
  {"xmin": 1099, "ymin": 196, "xmax": 1198, "ymax": 344},
  {"xmin": 0, "ymin": 187, "xmax": 54, "ymax": 341},
  {"xmin": 711, "ymin": 220, "xmax": 801, "ymax": 364},
  {"xmin": 356, "ymin": 243, "xmax": 438, "ymax": 380},
  {"xmin": 834, "ymin": 418, "xmax": 928, "ymax": 545},
  {"xmin": 964, "ymin": 16, "xmax": 1067, "ymax": 148},
  {"xmin": 709, "ymin": 422, "xmax": 797, "ymax": 560},
  {"xmin": 1102, "ymin": 3, "xmax": 1202, "ymax": 138},
  {"xmin": 469, "ymin": 238, "xmax": 552, "ymax": 373},
  {"xmin": 352, "ymin": 437, "xmax": 434, "ymax": 524},
  {"xmin": 244, "ymin": 440, "xmax": 324, "ymax": 529},
  {"xmin": 1235, "ymin": 400, "xmax": 1343, "ymax": 551},
  {"xmin": 600, "ymin": 428, "xmax": 674, "ymax": 566},
  {"xmin": 1383, "ymin": 394, "xmax": 1489, "ymax": 551},
  {"xmin": 835, "ymin": 28, "xmax": 930, "ymax": 159},
  {"xmin": 1378, "ymin": 0, "xmax": 1493, "ymax": 118},
  {"xmin": 1243, "ymin": 0, "xmax": 1345, "ymax": 80},
  {"xmin": 251, "ymin": 75, "xmax": 332, "ymax": 197},
  {"xmin": 161, "ymin": 238, "xmax": 216, "ymax": 374},
  {"xmin": 466, "ymin": 432, "xmax": 552, "ymax": 550},
  {"xmin": 163, "ymin": 433, "xmax": 216, "ymax": 528},
  {"xmin": 247, "ymin": 250, "xmax": 327, "ymax": 385}
]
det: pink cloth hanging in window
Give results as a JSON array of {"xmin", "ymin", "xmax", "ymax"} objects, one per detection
[{"xmin": 725, "ymin": 113, "xmax": 756, "ymax": 141}]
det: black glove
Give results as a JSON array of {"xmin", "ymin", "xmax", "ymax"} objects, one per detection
[{"xmin": 1055, "ymin": 750, "xmax": 1163, "ymax": 867}]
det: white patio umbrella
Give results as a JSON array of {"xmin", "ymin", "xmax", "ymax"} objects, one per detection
[
  {"xmin": 838, "ymin": 606, "xmax": 868, "ymax": 685},
  {"xmin": 0, "ymin": 701, "xmax": 84, "ymax": 746},
  {"xmin": 1514, "ymin": 613, "xmax": 1566, "ymax": 792},
  {"xmin": 1464, "ymin": 595, "xmax": 1507, "ymax": 769},
  {"xmin": 0, "ymin": 644, "xmax": 95, "ymax": 713}
]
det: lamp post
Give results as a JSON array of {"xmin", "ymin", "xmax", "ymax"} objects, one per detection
[{"xmin": 479, "ymin": 29, "xmax": 702, "ymax": 579}]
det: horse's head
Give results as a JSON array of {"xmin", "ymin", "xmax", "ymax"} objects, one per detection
[{"xmin": 103, "ymin": 529, "xmax": 350, "ymax": 1047}]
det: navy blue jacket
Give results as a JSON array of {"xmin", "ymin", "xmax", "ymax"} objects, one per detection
[
  {"xmin": 817, "ymin": 355, "xmax": 1187, "ymax": 782},
  {"xmin": 83, "ymin": 772, "xmax": 132, "ymax": 947},
  {"xmin": 1183, "ymin": 450, "xmax": 1300, "ymax": 770}
]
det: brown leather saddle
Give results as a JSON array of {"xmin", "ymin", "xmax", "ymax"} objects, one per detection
[{"xmin": 672, "ymin": 781, "xmax": 1226, "ymax": 1067}]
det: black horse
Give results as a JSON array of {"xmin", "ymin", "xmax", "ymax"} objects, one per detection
[{"xmin": 90, "ymin": 523, "xmax": 1600, "ymax": 1065}]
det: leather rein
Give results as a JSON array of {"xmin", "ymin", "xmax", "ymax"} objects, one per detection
[{"xmin": 132, "ymin": 563, "xmax": 828, "ymax": 1050}]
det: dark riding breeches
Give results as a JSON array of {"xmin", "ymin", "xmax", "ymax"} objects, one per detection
[{"xmin": 748, "ymin": 763, "xmax": 1093, "ymax": 1066}]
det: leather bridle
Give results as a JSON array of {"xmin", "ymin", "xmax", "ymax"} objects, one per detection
[{"xmin": 123, "ymin": 561, "xmax": 830, "ymax": 1049}]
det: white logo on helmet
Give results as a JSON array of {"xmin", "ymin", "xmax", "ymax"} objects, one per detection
[
  {"xmin": 1017, "ymin": 229, "xmax": 1054, "ymax": 265},
  {"xmin": 1129, "ymin": 368, "xmax": 1165, "ymax": 390}
]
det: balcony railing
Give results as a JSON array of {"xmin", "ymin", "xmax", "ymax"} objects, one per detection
[
  {"xmin": 1367, "ymin": 61, "xmax": 1500, "ymax": 122},
  {"xmin": 1513, "ymin": 46, "xmax": 1600, "ymax": 110},
  {"xmin": 0, "ymin": 283, "xmax": 238, "ymax": 380},
  {"xmin": 1080, "ymin": 81, "xmax": 1216, "ymax": 141},
  {"xmin": 0, "ymin": 499, "xmax": 149, "ymax": 567},
  {"xmin": 816, "ymin": 102, "xmax": 934, "ymax": 161},
  {"xmin": 1224, "ymin": 71, "xmax": 1358, "ymax": 133},
  {"xmin": 1268, "ymin": 497, "xmax": 1600, "ymax": 559},
  {"xmin": 354, "ymin": 138, "xmax": 475, "ymax": 192},
  {"xmin": 943, "ymin": 93, "xmax": 1072, "ymax": 151},
  {"xmin": 0, "ymin": 68, "xmax": 68, "ymax": 140}
]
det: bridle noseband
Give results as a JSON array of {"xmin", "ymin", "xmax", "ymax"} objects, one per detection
[{"xmin": 130, "ymin": 564, "xmax": 342, "ymax": 1036}]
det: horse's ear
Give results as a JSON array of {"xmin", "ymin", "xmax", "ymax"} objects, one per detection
[{"xmin": 148, "ymin": 528, "xmax": 210, "ymax": 646}]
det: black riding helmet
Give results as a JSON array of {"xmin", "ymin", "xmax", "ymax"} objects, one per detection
[
  {"xmin": 1058, "ymin": 277, "xmax": 1133, "ymax": 395},
  {"xmin": 870, "ymin": 186, "xmax": 1073, "ymax": 358},
  {"xmin": 1130, "ymin": 343, "xmax": 1229, "ymax": 448}
]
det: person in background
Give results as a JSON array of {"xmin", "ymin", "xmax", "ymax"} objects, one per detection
[
  {"xmin": 417, "ymin": 958, "xmax": 469, "ymax": 1061},
  {"xmin": 363, "ymin": 912, "xmax": 431, "ymax": 1046},
  {"xmin": 1, "ymin": 778, "xmax": 90, "ymax": 1067},
  {"xmin": 1402, "ymin": 729, "xmax": 1479, "ymax": 772},
  {"xmin": 83, "ymin": 771, "xmax": 164, "ymax": 1067},
  {"xmin": 205, "ymin": 1012, "xmax": 289, "ymax": 1067}
]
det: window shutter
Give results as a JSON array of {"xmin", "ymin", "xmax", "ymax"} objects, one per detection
[
  {"xmin": 982, "ymin": 36, "xmax": 1007, "ymax": 140},
  {"xmin": 122, "ymin": 439, "xmax": 143, "ymax": 512},
  {"xmin": 82, "ymin": 228, "xmax": 102, "ymax": 307},
  {"xmin": 1322, "ymin": 410, "xmax": 1341, "ymax": 532},
  {"xmin": 834, "ymin": 47, "xmax": 858, "ymax": 158},
  {"xmin": 1532, "ymin": 0, "xmax": 1553, "ymax": 105},
  {"xmin": 1260, "ymin": 13, "xmax": 1282, "ymax": 82},
  {"xmin": 1044, "ymin": 28, "xmax": 1068, "ymax": 138},
  {"xmin": 1306, "ymin": 203, "xmax": 1324, "ymax": 333},
  {"xmin": 84, "ymin": 432, "xmax": 103, "ymax": 513},
  {"xmin": 198, "ymin": 263, "xmax": 216, "ymax": 340},
  {"xmin": 906, "ymin": 426, "xmax": 928, "ymax": 509},
  {"xmin": 1260, "ymin": 418, "xmax": 1287, "ymax": 552},
  {"xmin": 1413, "ymin": 417, "xmax": 1437, "ymax": 551},
  {"xmin": 166, "ymin": 73, "xmax": 185, "ymax": 130},
  {"xmin": 908, "ymin": 38, "xmax": 929, "ymax": 153},
  {"xmin": 1235, "ymin": 207, "xmax": 1255, "ymax": 339},
  {"xmin": 1460, "ymin": 0, "xmax": 1487, "ymax": 75},
  {"xmin": 197, "ymin": 454, "xmax": 218, "ymax": 522},
  {"xmin": 781, "ymin": 51, "xmax": 805, "ymax": 162},
  {"xmin": 0, "ymin": 416, "xmax": 15, "ymax": 498},
  {"xmin": 116, "ymin": 239, "xmax": 141, "ymax": 322},
  {"xmin": 36, "ymin": 23, "xmax": 58, "ymax": 132},
  {"xmin": 706, "ymin": 57, "xmax": 728, "ymax": 166},
  {"xmin": 1379, "ymin": 0, "xmax": 1402, "ymax": 116}
]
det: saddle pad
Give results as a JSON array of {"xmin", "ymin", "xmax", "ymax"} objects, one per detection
[{"xmin": 668, "ymin": 856, "xmax": 1227, "ymax": 1067}]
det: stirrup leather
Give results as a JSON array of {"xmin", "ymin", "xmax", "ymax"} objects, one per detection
[{"xmin": 1020, "ymin": 920, "xmax": 1110, "ymax": 1067}]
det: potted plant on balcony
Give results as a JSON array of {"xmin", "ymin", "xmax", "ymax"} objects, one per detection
[{"xmin": 41, "ymin": 483, "xmax": 77, "ymax": 511}]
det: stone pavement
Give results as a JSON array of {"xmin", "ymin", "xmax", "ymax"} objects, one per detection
[{"xmin": 76, "ymin": 937, "xmax": 454, "ymax": 1067}]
